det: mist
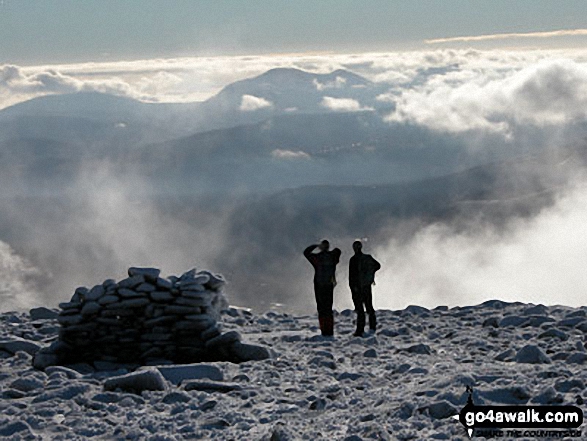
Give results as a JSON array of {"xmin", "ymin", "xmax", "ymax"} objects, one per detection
[
  {"xmin": 374, "ymin": 180, "xmax": 587, "ymax": 310},
  {"xmin": 2, "ymin": 49, "xmax": 587, "ymax": 314}
]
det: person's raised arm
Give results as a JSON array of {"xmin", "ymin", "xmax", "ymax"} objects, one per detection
[{"xmin": 304, "ymin": 244, "xmax": 319, "ymax": 263}]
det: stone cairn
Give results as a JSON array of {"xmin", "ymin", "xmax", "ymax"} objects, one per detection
[{"xmin": 33, "ymin": 267, "xmax": 269, "ymax": 370}]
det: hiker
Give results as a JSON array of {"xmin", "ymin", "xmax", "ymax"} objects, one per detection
[
  {"xmin": 304, "ymin": 240, "xmax": 341, "ymax": 336},
  {"xmin": 349, "ymin": 240, "xmax": 381, "ymax": 337}
]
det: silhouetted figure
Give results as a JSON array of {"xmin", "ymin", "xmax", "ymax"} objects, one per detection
[
  {"xmin": 304, "ymin": 240, "xmax": 341, "ymax": 336},
  {"xmin": 349, "ymin": 240, "xmax": 381, "ymax": 336}
]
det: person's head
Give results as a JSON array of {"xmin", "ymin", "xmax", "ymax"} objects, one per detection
[
  {"xmin": 353, "ymin": 240, "xmax": 363, "ymax": 254},
  {"xmin": 318, "ymin": 239, "xmax": 330, "ymax": 252}
]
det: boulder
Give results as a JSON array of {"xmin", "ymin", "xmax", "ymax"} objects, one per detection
[
  {"xmin": 205, "ymin": 330, "xmax": 241, "ymax": 349},
  {"xmin": 515, "ymin": 345, "xmax": 551, "ymax": 364},
  {"xmin": 128, "ymin": 267, "xmax": 161, "ymax": 281},
  {"xmin": 498, "ymin": 315, "xmax": 528, "ymax": 327},
  {"xmin": 29, "ymin": 307, "xmax": 58, "ymax": 320},
  {"xmin": 152, "ymin": 364, "xmax": 224, "ymax": 385},
  {"xmin": 0, "ymin": 337, "xmax": 41, "ymax": 355},
  {"xmin": 104, "ymin": 369, "xmax": 167, "ymax": 393},
  {"xmin": 427, "ymin": 400, "xmax": 458, "ymax": 419},
  {"xmin": 184, "ymin": 380, "xmax": 242, "ymax": 393},
  {"xmin": 230, "ymin": 342, "xmax": 271, "ymax": 362},
  {"xmin": 402, "ymin": 343, "xmax": 432, "ymax": 355}
]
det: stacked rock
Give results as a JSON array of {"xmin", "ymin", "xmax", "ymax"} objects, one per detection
[{"xmin": 33, "ymin": 267, "xmax": 269, "ymax": 370}]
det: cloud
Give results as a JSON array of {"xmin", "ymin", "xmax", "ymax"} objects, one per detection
[
  {"xmin": 426, "ymin": 28, "xmax": 587, "ymax": 44},
  {"xmin": 271, "ymin": 149, "xmax": 311, "ymax": 159},
  {"xmin": 321, "ymin": 96, "xmax": 373, "ymax": 112},
  {"xmin": 373, "ymin": 181, "xmax": 587, "ymax": 310},
  {"xmin": 2, "ymin": 48, "xmax": 587, "ymax": 112},
  {"xmin": 313, "ymin": 76, "xmax": 347, "ymax": 91},
  {"xmin": 0, "ymin": 64, "xmax": 153, "ymax": 109},
  {"xmin": 239, "ymin": 94, "xmax": 273, "ymax": 111},
  {"xmin": 386, "ymin": 58, "xmax": 587, "ymax": 134},
  {"xmin": 0, "ymin": 240, "xmax": 43, "ymax": 311}
]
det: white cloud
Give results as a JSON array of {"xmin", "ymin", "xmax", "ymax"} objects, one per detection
[
  {"xmin": 239, "ymin": 94, "xmax": 273, "ymax": 111},
  {"xmin": 321, "ymin": 96, "xmax": 373, "ymax": 112},
  {"xmin": 0, "ymin": 240, "xmax": 42, "ymax": 311},
  {"xmin": 313, "ymin": 76, "xmax": 347, "ymax": 91},
  {"xmin": 386, "ymin": 58, "xmax": 587, "ymax": 133},
  {"xmin": 2, "ymin": 48, "xmax": 587, "ymax": 130},
  {"xmin": 374, "ymin": 182, "xmax": 587, "ymax": 310},
  {"xmin": 426, "ymin": 28, "xmax": 587, "ymax": 44},
  {"xmin": 271, "ymin": 149, "xmax": 310, "ymax": 159}
]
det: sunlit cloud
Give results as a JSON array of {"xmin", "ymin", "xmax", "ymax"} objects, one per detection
[
  {"xmin": 239, "ymin": 94, "xmax": 273, "ymax": 111},
  {"xmin": 426, "ymin": 28, "xmax": 587, "ymax": 44},
  {"xmin": 321, "ymin": 96, "xmax": 373, "ymax": 112},
  {"xmin": 271, "ymin": 149, "xmax": 311, "ymax": 160}
]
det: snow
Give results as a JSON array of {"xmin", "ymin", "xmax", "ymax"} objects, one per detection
[{"xmin": 1, "ymin": 301, "xmax": 587, "ymax": 439}]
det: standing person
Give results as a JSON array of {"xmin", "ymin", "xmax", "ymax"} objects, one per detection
[
  {"xmin": 304, "ymin": 240, "xmax": 341, "ymax": 336},
  {"xmin": 349, "ymin": 240, "xmax": 381, "ymax": 337}
]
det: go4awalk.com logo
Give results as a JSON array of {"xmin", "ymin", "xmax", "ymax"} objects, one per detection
[{"xmin": 454, "ymin": 387, "xmax": 583, "ymax": 438}]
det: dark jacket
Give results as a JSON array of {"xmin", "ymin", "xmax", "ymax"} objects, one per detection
[
  {"xmin": 304, "ymin": 245, "xmax": 341, "ymax": 285},
  {"xmin": 349, "ymin": 252, "xmax": 381, "ymax": 287}
]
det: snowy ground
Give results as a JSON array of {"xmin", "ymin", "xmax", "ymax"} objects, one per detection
[{"xmin": 1, "ymin": 300, "xmax": 587, "ymax": 440}]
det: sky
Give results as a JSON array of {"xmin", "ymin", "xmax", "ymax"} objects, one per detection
[
  {"xmin": 2, "ymin": 2, "xmax": 587, "ymax": 311},
  {"xmin": 1, "ymin": 0, "xmax": 587, "ymax": 65}
]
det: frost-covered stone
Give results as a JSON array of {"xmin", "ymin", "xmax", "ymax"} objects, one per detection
[
  {"xmin": 104, "ymin": 369, "xmax": 167, "ymax": 393},
  {"xmin": 515, "ymin": 345, "xmax": 551, "ymax": 364},
  {"xmin": 426, "ymin": 400, "xmax": 458, "ymax": 419},
  {"xmin": 402, "ymin": 343, "xmax": 432, "ymax": 355},
  {"xmin": 0, "ymin": 337, "xmax": 41, "ymax": 355},
  {"xmin": 538, "ymin": 328, "xmax": 568, "ymax": 340},
  {"xmin": 87, "ymin": 285, "xmax": 105, "ymax": 301},
  {"xmin": 152, "ymin": 364, "xmax": 224, "ymax": 385},
  {"xmin": 0, "ymin": 421, "xmax": 33, "ymax": 437},
  {"xmin": 33, "ymin": 266, "xmax": 267, "ymax": 369},
  {"xmin": 81, "ymin": 301, "xmax": 101, "ymax": 316},
  {"xmin": 480, "ymin": 386, "xmax": 531, "ymax": 404},
  {"xmin": 29, "ymin": 307, "xmax": 58, "ymax": 320},
  {"xmin": 230, "ymin": 342, "xmax": 271, "ymax": 362},
  {"xmin": 498, "ymin": 315, "xmax": 528, "ymax": 327},
  {"xmin": 128, "ymin": 267, "xmax": 161, "ymax": 281},
  {"xmin": 565, "ymin": 352, "xmax": 587, "ymax": 364},
  {"xmin": 184, "ymin": 380, "xmax": 241, "ymax": 393}
]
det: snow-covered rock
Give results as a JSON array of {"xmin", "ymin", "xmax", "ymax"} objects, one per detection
[
  {"xmin": 0, "ymin": 337, "xmax": 41, "ymax": 355},
  {"xmin": 150, "ymin": 363, "xmax": 224, "ymax": 385},
  {"xmin": 514, "ymin": 345, "xmax": 551, "ymax": 364},
  {"xmin": 29, "ymin": 306, "xmax": 58, "ymax": 320},
  {"xmin": 103, "ymin": 369, "xmax": 167, "ymax": 393},
  {"xmin": 1, "ymin": 298, "xmax": 586, "ymax": 439},
  {"xmin": 32, "ymin": 267, "xmax": 268, "ymax": 369}
]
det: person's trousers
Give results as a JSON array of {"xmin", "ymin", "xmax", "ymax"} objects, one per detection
[
  {"xmin": 314, "ymin": 282, "xmax": 334, "ymax": 336},
  {"xmin": 351, "ymin": 284, "xmax": 376, "ymax": 333}
]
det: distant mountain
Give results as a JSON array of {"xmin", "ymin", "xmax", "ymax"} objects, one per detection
[
  {"xmin": 202, "ymin": 67, "xmax": 390, "ymax": 116},
  {"xmin": 0, "ymin": 68, "xmax": 391, "ymax": 146},
  {"xmin": 214, "ymin": 145, "xmax": 587, "ymax": 304}
]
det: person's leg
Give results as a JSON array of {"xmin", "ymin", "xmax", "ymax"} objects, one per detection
[
  {"xmin": 322, "ymin": 284, "xmax": 334, "ymax": 336},
  {"xmin": 315, "ymin": 283, "xmax": 333, "ymax": 335},
  {"xmin": 351, "ymin": 285, "xmax": 366, "ymax": 336},
  {"xmin": 363, "ymin": 284, "xmax": 376, "ymax": 331}
]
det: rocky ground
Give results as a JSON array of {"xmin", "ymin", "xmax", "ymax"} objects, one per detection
[{"xmin": 1, "ymin": 300, "xmax": 587, "ymax": 440}]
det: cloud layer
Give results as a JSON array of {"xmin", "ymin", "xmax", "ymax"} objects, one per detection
[
  {"xmin": 321, "ymin": 96, "xmax": 373, "ymax": 112},
  {"xmin": 374, "ymin": 181, "xmax": 587, "ymax": 310},
  {"xmin": 240, "ymin": 94, "xmax": 273, "ymax": 111},
  {"xmin": 386, "ymin": 58, "xmax": 587, "ymax": 134},
  {"xmin": 2, "ymin": 48, "xmax": 587, "ymax": 116},
  {"xmin": 426, "ymin": 28, "xmax": 587, "ymax": 44}
]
